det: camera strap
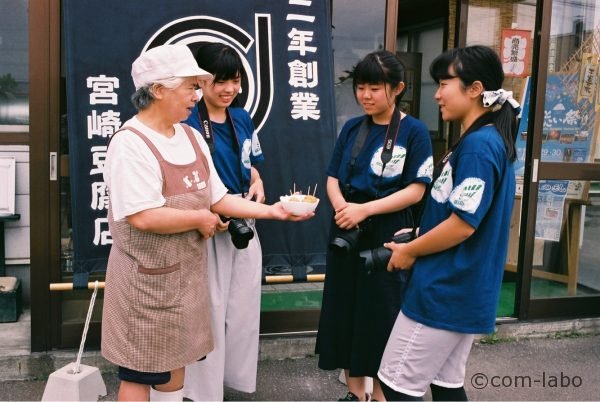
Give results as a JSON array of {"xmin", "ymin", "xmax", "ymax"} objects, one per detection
[
  {"xmin": 197, "ymin": 97, "xmax": 248, "ymax": 196},
  {"xmin": 345, "ymin": 106, "xmax": 401, "ymax": 196}
]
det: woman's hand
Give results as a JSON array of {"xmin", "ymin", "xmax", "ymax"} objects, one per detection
[
  {"xmin": 214, "ymin": 213, "xmax": 229, "ymax": 233},
  {"xmin": 334, "ymin": 202, "xmax": 368, "ymax": 230},
  {"xmin": 385, "ymin": 242, "xmax": 417, "ymax": 272},
  {"xmin": 270, "ymin": 202, "xmax": 314, "ymax": 221},
  {"xmin": 246, "ymin": 178, "xmax": 266, "ymax": 203},
  {"xmin": 197, "ymin": 210, "xmax": 219, "ymax": 239}
]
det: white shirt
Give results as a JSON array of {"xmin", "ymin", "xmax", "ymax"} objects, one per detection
[{"xmin": 104, "ymin": 116, "xmax": 228, "ymax": 221}]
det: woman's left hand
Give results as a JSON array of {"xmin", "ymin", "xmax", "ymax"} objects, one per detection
[
  {"xmin": 384, "ymin": 242, "xmax": 417, "ymax": 272},
  {"xmin": 334, "ymin": 202, "xmax": 368, "ymax": 230},
  {"xmin": 270, "ymin": 202, "xmax": 314, "ymax": 221},
  {"xmin": 246, "ymin": 178, "xmax": 266, "ymax": 203}
]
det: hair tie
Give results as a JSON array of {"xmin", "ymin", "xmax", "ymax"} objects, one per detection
[{"xmin": 481, "ymin": 89, "xmax": 521, "ymax": 114}]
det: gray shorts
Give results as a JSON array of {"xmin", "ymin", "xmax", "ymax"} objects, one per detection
[{"xmin": 377, "ymin": 311, "xmax": 475, "ymax": 397}]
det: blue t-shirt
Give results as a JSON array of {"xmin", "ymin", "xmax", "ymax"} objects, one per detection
[
  {"xmin": 327, "ymin": 114, "xmax": 433, "ymax": 198},
  {"xmin": 185, "ymin": 104, "xmax": 264, "ymax": 194},
  {"xmin": 402, "ymin": 125, "xmax": 516, "ymax": 334}
]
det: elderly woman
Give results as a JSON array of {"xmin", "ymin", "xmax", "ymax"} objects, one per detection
[{"xmin": 101, "ymin": 44, "xmax": 311, "ymax": 402}]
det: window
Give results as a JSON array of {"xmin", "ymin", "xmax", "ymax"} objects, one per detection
[{"xmin": 0, "ymin": 0, "xmax": 29, "ymax": 139}]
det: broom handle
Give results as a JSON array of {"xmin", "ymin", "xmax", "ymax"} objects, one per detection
[{"xmin": 73, "ymin": 280, "xmax": 99, "ymax": 374}]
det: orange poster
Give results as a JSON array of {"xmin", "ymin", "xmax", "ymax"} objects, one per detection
[{"xmin": 501, "ymin": 29, "xmax": 532, "ymax": 78}]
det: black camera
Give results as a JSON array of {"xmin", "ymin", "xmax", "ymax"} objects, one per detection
[
  {"xmin": 360, "ymin": 231, "xmax": 415, "ymax": 274},
  {"xmin": 221, "ymin": 217, "xmax": 254, "ymax": 249},
  {"xmin": 329, "ymin": 227, "xmax": 362, "ymax": 252}
]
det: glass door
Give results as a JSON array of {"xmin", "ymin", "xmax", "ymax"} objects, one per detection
[
  {"xmin": 521, "ymin": 0, "xmax": 600, "ymax": 318},
  {"xmin": 464, "ymin": 0, "xmax": 538, "ymax": 319}
]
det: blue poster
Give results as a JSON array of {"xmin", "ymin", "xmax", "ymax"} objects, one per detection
[
  {"xmin": 515, "ymin": 73, "xmax": 596, "ymax": 176},
  {"xmin": 63, "ymin": 0, "xmax": 336, "ymax": 285}
]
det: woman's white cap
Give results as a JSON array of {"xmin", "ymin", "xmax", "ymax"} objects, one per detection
[{"xmin": 131, "ymin": 44, "xmax": 212, "ymax": 90}]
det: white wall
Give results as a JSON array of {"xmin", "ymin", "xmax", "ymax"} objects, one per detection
[{"xmin": 0, "ymin": 145, "xmax": 30, "ymax": 305}]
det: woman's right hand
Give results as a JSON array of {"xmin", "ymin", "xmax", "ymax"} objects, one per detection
[
  {"xmin": 214, "ymin": 213, "xmax": 229, "ymax": 233},
  {"xmin": 197, "ymin": 210, "xmax": 219, "ymax": 239}
]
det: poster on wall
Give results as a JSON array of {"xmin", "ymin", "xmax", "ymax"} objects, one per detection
[
  {"xmin": 63, "ymin": 0, "xmax": 336, "ymax": 286},
  {"xmin": 501, "ymin": 29, "xmax": 531, "ymax": 78},
  {"xmin": 515, "ymin": 73, "xmax": 597, "ymax": 198},
  {"xmin": 535, "ymin": 180, "xmax": 568, "ymax": 242}
]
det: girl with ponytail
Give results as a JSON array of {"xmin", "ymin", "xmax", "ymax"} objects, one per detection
[{"xmin": 377, "ymin": 45, "xmax": 520, "ymax": 401}]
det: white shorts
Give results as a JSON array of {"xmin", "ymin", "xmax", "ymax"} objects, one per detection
[{"xmin": 377, "ymin": 311, "xmax": 475, "ymax": 397}]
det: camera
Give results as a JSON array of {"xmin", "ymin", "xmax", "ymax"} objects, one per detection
[
  {"xmin": 329, "ymin": 227, "xmax": 362, "ymax": 252},
  {"xmin": 360, "ymin": 231, "xmax": 415, "ymax": 274},
  {"xmin": 221, "ymin": 217, "xmax": 254, "ymax": 249}
]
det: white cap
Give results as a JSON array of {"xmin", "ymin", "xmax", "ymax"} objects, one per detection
[{"xmin": 131, "ymin": 44, "xmax": 213, "ymax": 90}]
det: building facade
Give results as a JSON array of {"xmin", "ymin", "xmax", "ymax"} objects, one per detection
[{"xmin": 0, "ymin": 0, "xmax": 599, "ymax": 351}]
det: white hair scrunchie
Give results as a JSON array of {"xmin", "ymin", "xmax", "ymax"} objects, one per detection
[{"xmin": 481, "ymin": 89, "xmax": 521, "ymax": 113}]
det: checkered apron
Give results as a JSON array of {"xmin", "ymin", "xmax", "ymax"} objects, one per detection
[{"xmin": 101, "ymin": 124, "xmax": 213, "ymax": 373}]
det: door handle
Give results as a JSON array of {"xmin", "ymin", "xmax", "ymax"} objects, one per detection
[{"xmin": 50, "ymin": 152, "xmax": 57, "ymax": 181}]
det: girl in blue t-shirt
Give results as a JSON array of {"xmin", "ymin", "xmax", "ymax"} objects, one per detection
[
  {"xmin": 377, "ymin": 46, "xmax": 520, "ymax": 401},
  {"xmin": 182, "ymin": 43, "xmax": 266, "ymax": 401},
  {"xmin": 316, "ymin": 50, "xmax": 433, "ymax": 401}
]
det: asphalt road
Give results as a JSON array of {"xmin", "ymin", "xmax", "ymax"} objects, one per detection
[{"xmin": 0, "ymin": 334, "xmax": 598, "ymax": 401}]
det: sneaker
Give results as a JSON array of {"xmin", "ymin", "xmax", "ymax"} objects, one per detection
[{"xmin": 338, "ymin": 391, "xmax": 360, "ymax": 401}]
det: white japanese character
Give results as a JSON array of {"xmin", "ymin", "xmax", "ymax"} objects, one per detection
[
  {"xmin": 289, "ymin": 60, "xmax": 319, "ymax": 88},
  {"xmin": 93, "ymin": 217, "xmax": 112, "ymax": 246},
  {"xmin": 288, "ymin": 28, "xmax": 317, "ymax": 55},
  {"xmin": 90, "ymin": 146, "xmax": 107, "ymax": 175},
  {"xmin": 87, "ymin": 75, "xmax": 120, "ymax": 105},
  {"xmin": 290, "ymin": 92, "xmax": 320, "ymax": 120},
  {"xmin": 91, "ymin": 182, "xmax": 110, "ymax": 211}
]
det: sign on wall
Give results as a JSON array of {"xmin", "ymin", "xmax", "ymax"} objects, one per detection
[
  {"xmin": 501, "ymin": 29, "xmax": 531, "ymax": 78},
  {"xmin": 63, "ymin": 0, "xmax": 336, "ymax": 285}
]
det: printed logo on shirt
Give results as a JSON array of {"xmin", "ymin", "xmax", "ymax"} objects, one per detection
[
  {"xmin": 449, "ymin": 177, "xmax": 485, "ymax": 214},
  {"xmin": 431, "ymin": 163, "xmax": 453, "ymax": 203},
  {"xmin": 242, "ymin": 139, "xmax": 252, "ymax": 170},
  {"xmin": 417, "ymin": 156, "xmax": 434, "ymax": 180},
  {"xmin": 370, "ymin": 145, "xmax": 407, "ymax": 178},
  {"xmin": 183, "ymin": 170, "xmax": 206, "ymax": 190},
  {"xmin": 252, "ymin": 133, "xmax": 262, "ymax": 156}
]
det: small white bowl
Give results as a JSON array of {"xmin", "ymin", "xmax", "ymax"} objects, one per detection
[{"xmin": 280, "ymin": 195, "xmax": 320, "ymax": 215}]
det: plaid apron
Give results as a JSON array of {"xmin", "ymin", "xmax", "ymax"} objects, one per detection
[{"xmin": 102, "ymin": 124, "xmax": 213, "ymax": 372}]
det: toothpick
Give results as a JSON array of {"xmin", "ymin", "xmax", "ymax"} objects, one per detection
[
  {"xmin": 293, "ymin": 183, "xmax": 296, "ymax": 194},
  {"xmin": 313, "ymin": 183, "xmax": 318, "ymax": 196},
  {"xmin": 307, "ymin": 185, "xmax": 311, "ymax": 196}
]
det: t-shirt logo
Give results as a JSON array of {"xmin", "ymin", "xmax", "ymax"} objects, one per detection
[
  {"xmin": 450, "ymin": 177, "xmax": 485, "ymax": 214},
  {"xmin": 431, "ymin": 163, "xmax": 453, "ymax": 203},
  {"xmin": 417, "ymin": 156, "xmax": 434, "ymax": 180},
  {"xmin": 370, "ymin": 145, "xmax": 407, "ymax": 178},
  {"xmin": 241, "ymin": 139, "xmax": 252, "ymax": 170},
  {"xmin": 182, "ymin": 170, "xmax": 206, "ymax": 190},
  {"xmin": 252, "ymin": 133, "xmax": 262, "ymax": 157}
]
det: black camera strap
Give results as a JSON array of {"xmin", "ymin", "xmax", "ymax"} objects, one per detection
[
  {"xmin": 345, "ymin": 106, "xmax": 401, "ymax": 196},
  {"xmin": 197, "ymin": 97, "xmax": 248, "ymax": 196}
]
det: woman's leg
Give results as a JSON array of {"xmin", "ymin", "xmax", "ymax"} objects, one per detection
[
  {"xmin": 151, "ymin": 367, "xmax": 184, "ymax": 401},
  {"xmin": 345, "ymin": 370, "xmax": 368, "ymax": 401},
  {"xmin": 380, "ymin": 380, "xmax": 423, "ymax": 401},
  {"xmin": 430, "ymin": 384, "xmax": 467, "ymax": 401},
  {"xmin": 117, "ymin": 381, "xmax": 150, "ymax": 401},
  {"xmin": 372, "ymin": 377, "xmax": 387, "ymax": 401}
]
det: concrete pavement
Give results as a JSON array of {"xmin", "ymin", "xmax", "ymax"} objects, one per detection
[{"xmin": 0, "ymin": 332, "xmax": 598, "ymax": 401}]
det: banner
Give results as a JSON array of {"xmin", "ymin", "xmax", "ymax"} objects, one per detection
[
  {"xmin": 63, "ymin": 0, "xmax": 336, "ymax": 285},
  {"xmin": 501, "ymin": 29, "xmax": 531, "ymax": 78}
]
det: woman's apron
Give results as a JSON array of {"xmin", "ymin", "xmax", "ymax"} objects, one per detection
[{"xmin": 101, "ymin": 124, "xmax": 213, "ymax": 373}]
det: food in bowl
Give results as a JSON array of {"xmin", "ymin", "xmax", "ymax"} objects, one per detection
[{"xmin": 280, "ymin": 194, "xmax": 320, "ymax": 215}]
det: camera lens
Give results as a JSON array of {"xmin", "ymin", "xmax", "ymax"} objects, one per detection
[
  {"xmin": 228, "ymin": 219, "xmax": 254, "ymax": 249},
  {"xmin": 360, "ymin": 231, "xmax": 415, "ymax": 273},
  {"xmin": 329, "ymin": 227, "xmax": 361, "ymax": 252},
  {"xmin": 360, "ymin": 247, "xmax": 392, "ymax": 273}
]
